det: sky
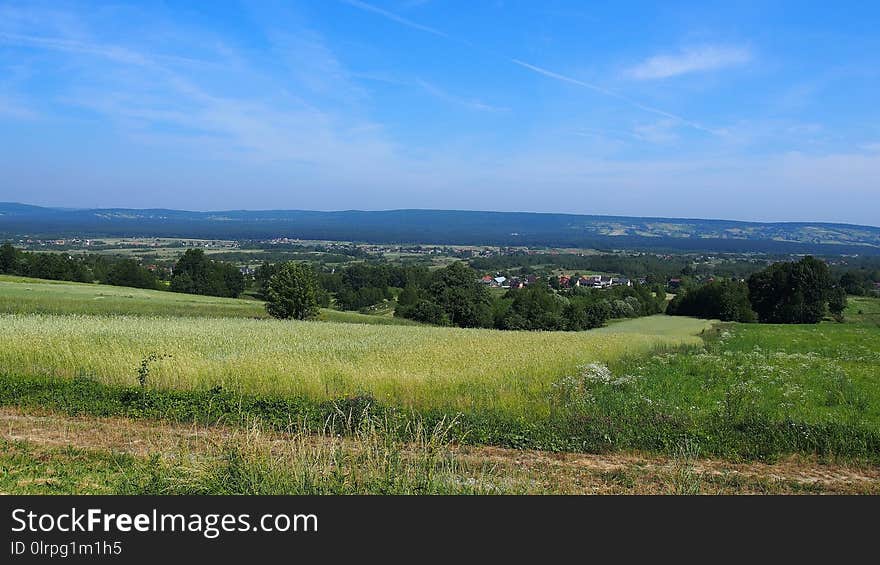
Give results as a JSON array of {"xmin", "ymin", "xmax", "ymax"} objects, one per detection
[{"xmin": 0, "ymin": 1, "xmax": 878, "ymax": 225}]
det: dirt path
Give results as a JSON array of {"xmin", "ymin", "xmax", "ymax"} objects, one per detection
[{"xmin": 2, "ymin": 407, "xmax": 877, "ymax": 494}]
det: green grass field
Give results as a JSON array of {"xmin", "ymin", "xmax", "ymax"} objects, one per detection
[
  {"xmin": 1, "ymin": 274, "xmax": 878, "ymax": 462},
  {"xmin": 0, "ymin": 275, "xmax": 267, "ymax": 318},
  {"xmin": 0, "ymin": 312, "xmax": 708, "ymax": 414},
  {"xmin": 0, "ymin": 275, "xmax": 417, "ymax": 325}
]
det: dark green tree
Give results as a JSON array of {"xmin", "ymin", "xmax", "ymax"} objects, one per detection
[
  {"xmin": 396, "ymin": 299, "xmax": 450, "ymax": 325},
  {"xmin": 0, "ymin": 243, "xmax": 19, "ymax": 273},
  {"xmin": 171, "ymin": 249, "xmax": 243, "ymax": 298},
  {"xmin": 747, "ymin": 256, "xmax": 836, "ymax": 323},
  {"xmin": 396, "ymin": 285, "xmax": 420, "ymax": 307},
  {"xmin": 426, "ymin": 262, "xmax": 492, "ymax": 328},
  {"xmin": 265, "ymin": 262, "xmax": 320, "ymax": 320},
  {"xmin": 498, "ymin": 284, "xmax": 565, "ymax": 330},
  {"xmin": 827, "ymin": 286, "xmax": 847, "ymax": 321},
  {"xmin": 667, "ymin": 280, "xmax": 756, "ymax": 322},
  {"xmin": 105, "ymin": 259, "xmax": 161, "ymax": 290}
]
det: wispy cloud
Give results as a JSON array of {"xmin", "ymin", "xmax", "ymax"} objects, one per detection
[
  {"xmin": 341, "ymin": 0, "xmax": 451, "ymax": 40},
  {"xmin": 416, "ymin": 79, "xmax": 507, "ymax": 112},
  {"xmin": 342, "ymin": 1, "xmax": 717, "ymax": 135},
  {"xmin": 0, "ymin": 9, "xmax": 400, "ymax": 171},
  {"xmin": 626, "ymin": 45, "xmax": 752, "ymax": 80},
  {"xmin": 511, "ymin": 59, "xmax": 718, "ymax": 134}
]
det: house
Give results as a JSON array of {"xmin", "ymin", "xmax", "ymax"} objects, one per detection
[
  {"xmin": 558, "ymin": 275, "xmax": 571, "ymax": 288},
  {"xmin": 493, "ymin": 276, "xmax": 507, "ymax": 288},
  {"xmin": 668, "ymin": 278, "xmax": 682, "ymax": 290},
  {"xmin": 480, "ymin": 275, "xmax": 494, "ymax": 285},
  {"xmin": 575, "ymin": 276, "xmax": 594, "ymax": 287},
  {"xmin": 525, "ymin": 275, "xmax": 538, "ymax": 285},
  {"xmin": 508, "ymin": 278, "xmax": 524, "ymax": 289},
  {"xmin": 239, "ymin": 266, "xmax": 255, "ymax": 276}
]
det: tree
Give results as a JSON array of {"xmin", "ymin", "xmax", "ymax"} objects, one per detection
[
  {"xmin": 652, "ymin": 284, "xmax": 668, "ymax": 312},
  {"xmin": 827, "ymin": 286, "xmax": 847, "ymax": 321},
  {"xmin": 667, "ymin": 280, "xmax": 756, "ymax": 322},
  {"xmin": 498, "ymin": 284, "xmax": 565, "ymax": 330},
  {"xmin": 220, "ymin": 262, "xmax": 245, "ymax": 298},
  {"xmin": 426, "ymin": 262, "xmax": 492, "ymax": 328},
  {"xmin": 171, "ymin": 249, "xmax": 212, "ymax": 294},
  {"xmin": 105, "ymin": 259, "xmax": 161, "ymax": 290},
  {"xmin": 839, "ymin": 272, "xmax": 865, "ymax": 296},
  {"xmin": 396, "ymin": 299, "xmax": 450, "ymax": 325},
  {"xmin": 171, "ymin": 249, "xmax": 243, "ymax": 298},
  {"xmin": 397, "ymin": 285, "xmax": 420, "ymax": 307},
  {"xmin": 265, "ymin": 262, "xmax": 320, "ymax": 320},
  {"xmin": 0, "ymin": 243, "xmax": 19, "ymax": 273},
  {"xmin": 747, "ymin": 256, "xmax": 836, "ymax": 324}
]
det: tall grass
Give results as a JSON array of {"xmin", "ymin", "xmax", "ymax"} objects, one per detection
[
  {"xmin": 0, "ymin": 313, "xmax": 708, "ymax": 416},
  {"xmin": 0, "ymin": 411, "xmax": 519, "ymax": 495}
]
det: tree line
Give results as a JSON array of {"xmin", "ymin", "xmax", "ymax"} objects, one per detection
[
  {"xmin": 0, "ymin": 243, "xmax": 161, "ymax": 288},
  {"xmin": 1, "ymin": 243, "xmax": 244, "ymax": 298},
  {"xmin": 469, "ymin": 252, "xmax": 768, "ymax": 280},
  {"xmin": 668, "ymin": 256, "xmax": 848, "ymax": 323},
  {"xmin": 262, "ymin": 260, "xmax": 666, "ymax": 331}
]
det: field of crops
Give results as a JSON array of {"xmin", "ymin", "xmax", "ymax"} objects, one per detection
[
  {"xmin": 1, "ymin": 274, "xmax": 878, "ymax": 465},
  {"xmin": 0, "ymin": 311, "xmax": 709, "ymax": 414}
]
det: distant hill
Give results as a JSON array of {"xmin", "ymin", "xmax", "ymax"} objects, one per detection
[{"xmin": 2, "ymin": 203, "xmax": 879, "ymax": 255}]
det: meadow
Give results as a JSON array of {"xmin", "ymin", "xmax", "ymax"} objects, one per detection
[
  {"xmin": 0, "ymin": 275, "xmax": 417, "ymax": 325},
  {"xmin": 0, "ymin": 275, "xmax": 267, "ymax": 318},
  {"xmin": 1, "ymin": 274, "xmax": 878, "ymax": 464},
  {"xmin": 0, "ymin": 310, "xmax": 708, "ymax": 414}
]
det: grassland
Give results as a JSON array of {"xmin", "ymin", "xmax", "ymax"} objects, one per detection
[
  {"xmin": 0, "ymin": 275, "xmax": 417, "ymax": 325},
  {"xmin": 0, "ymin": 312, "xmax": 708, "ymax": 414},
  {"xmin": 1, "ymin": 274, "xmax": 878, "ymax": 477},
  {"xmin": 0, "ymin": 275, "xmax": 267, "ymax": 318}
]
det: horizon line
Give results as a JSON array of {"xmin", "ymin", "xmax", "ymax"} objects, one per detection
[{"xmin": 2, "ymin": 201, "xmax": 879, "ymax": 230}]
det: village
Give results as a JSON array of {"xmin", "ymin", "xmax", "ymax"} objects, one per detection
[{"xmin": 480, "ymin": 273, "xmax": 636, "ymax": 289}]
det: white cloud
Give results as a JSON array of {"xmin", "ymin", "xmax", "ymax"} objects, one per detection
[{"xmin": 627, "ymin": 45, "xmax": 752, "ymax": 80}]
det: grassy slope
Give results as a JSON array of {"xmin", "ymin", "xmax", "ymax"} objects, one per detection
[
  {"xmin": 0, "ymin": 275, "xmax": 266, "ymax": 318},
  {"xmin": 0, "ymin": 275, "xmax": 417, "ymax": 325},
  {"xmin": 1, "ymin": 273, "xmax": 877, "ymax": 462},
  {"xmin": 0, "ymin": 273, "xmax": 710, "ymax": 418},
  {"xmin": 0, "ymin": 313, "xmax": 708, "ymax": 414}
]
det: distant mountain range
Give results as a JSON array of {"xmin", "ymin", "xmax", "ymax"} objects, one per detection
[{"xmin": 2, "ymin": 203, "xmax": 879, "ymax": 255}]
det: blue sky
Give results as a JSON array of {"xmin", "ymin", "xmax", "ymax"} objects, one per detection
[{"xmin": 1, "ymin": 1, "xmax": 878, "ymax": 224}]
